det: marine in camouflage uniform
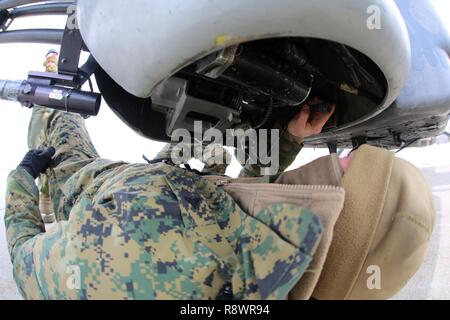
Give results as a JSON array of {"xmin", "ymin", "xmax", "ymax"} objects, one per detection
[
  {"xmin": 5, "ymin": 107, "xmax": 322, "ymax": 300},
  {"xmin": 31, "ymin": 49, "xmax": 61, "ymax": 223},
  {"xmin": 156, "ymin": 127, "xmax": 304, "ymax": 177},
  {"xmin": 238, "ymin": 126, "xmax": 305, "ymax": 178}
]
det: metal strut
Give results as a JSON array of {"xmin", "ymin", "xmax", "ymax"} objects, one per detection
[
  {"xmin": 0, "ymin": 1, "xmax": 73, "ymax": 43},
  {"xmin": 0, "ymin": 0, "xmax": 73, "ymax": 11}
]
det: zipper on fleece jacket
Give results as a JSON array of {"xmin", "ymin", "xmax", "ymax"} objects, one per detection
[{"xmin": 214, "ymin": 178, "xmax": 344, "ymax": 193}]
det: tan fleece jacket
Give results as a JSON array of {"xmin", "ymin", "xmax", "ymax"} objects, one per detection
[{"xmin": 276, "ymin": 145, "xmax": 435, "ymax": 300}]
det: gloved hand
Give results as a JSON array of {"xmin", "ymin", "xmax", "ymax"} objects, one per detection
[{"xmin": 18, "ymin": 147, "xmax": 56, "ymax": 179}]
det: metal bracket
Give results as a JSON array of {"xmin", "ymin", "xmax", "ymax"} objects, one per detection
[
  {"xmin": 196, "ymin": 45, "xmax": 239, "ymax": 79},
  {"xmin": 327, "ymin": 143, "xmax": 338, "ymax": 154},
  {"xmin": 0, "ymin": 9, "xmax": 10, "ymax": 31},
  {"xmin": 152, "ymin": 77, "xmax": 241, "ymax": 136},
  {"xmin": 58, "ymin": 21, "xmax": 83, "ymax": 76},
  {"xmin": 392, "ymin": 132, "xmax": 402, "ymax": 147},
  {"xmin": 27, "ymin": 71, "xmax": 77, "ymax": 87},
  {"xmin": 352, "ymin": 136, "xmax": 367, "ymax": 149}
]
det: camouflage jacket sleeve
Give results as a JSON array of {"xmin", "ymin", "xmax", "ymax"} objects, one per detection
[
  {"xmin": 239, "ymin": 129, "xmax": 304, "ymax": 177},
  {"xmin": 4, "ymin": 168, "xmax": 46, "ymax": 299}
]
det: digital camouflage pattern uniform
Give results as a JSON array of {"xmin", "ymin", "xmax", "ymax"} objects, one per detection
[
  {"xmin": 238, "ymin": 126, "xmax": 305, "ymax": 178},
  {"xmin": 5, "ymin": 107, "xmax": 322, "ymax": 300}
]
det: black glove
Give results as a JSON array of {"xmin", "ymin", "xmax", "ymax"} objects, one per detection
[{"xmin": 18, "ymin": 147, "xmax": 56, "ymax": 179}]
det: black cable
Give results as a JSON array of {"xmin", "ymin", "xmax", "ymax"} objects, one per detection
[
  {"xmin": 253, "ymin": 98, "xmax": 273, "ymax": 129},
  {"xmin": 78, "ymin": 69, "xmax": 94, "ymax": 92},
  {"xmin": 396, "ymin": 138, "xmax": 420, "ymax": 154}
]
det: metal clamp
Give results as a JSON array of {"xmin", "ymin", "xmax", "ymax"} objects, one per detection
[
  {"xmin": 0, "ymin": 9, "xmax": 10, "ymax": 31},
  {"xmin": 58, "ymin": 19, "xmax": 83, "ymax": 76}
]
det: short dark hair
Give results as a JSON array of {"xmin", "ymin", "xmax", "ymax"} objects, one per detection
[{"xmin": 46, "ymin": 49, "xmax": 59, "ymax": 57}]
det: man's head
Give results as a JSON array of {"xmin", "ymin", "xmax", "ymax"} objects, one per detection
[{"xmin": 44, "ymin": 49, "xmax": 59, "ymax": 73}]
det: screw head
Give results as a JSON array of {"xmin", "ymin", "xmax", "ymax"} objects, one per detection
[{"xmin": 22, "ymin": 84, "xmax": 32, "ymax": 94}]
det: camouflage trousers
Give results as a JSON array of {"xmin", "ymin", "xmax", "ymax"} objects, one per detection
[{"xmin": 27, "ymin": 107, "xmax": 101, "ymax": 221}]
